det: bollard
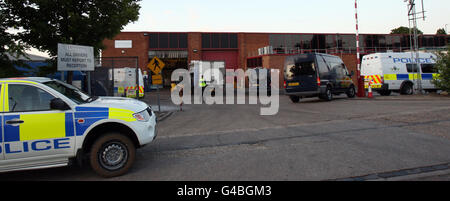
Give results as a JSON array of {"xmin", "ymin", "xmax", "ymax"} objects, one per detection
[{"xmin": 368, "ymin": 79, "xmax": 374, "ymax": 99}]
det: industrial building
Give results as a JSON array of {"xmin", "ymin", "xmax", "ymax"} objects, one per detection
[{"xmin": 102, "ymin": 32, "xmax": 449, "ymax": 88}]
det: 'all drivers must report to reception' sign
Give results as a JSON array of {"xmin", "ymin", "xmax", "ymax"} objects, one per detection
[{"xmin": 57, "ymin": 43, "xmax": 95, "ymax": 71}]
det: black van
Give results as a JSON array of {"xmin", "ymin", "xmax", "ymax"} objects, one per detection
[{"xmin": 284, "ymin": 53, "xmax": 356, "ymax": 103}]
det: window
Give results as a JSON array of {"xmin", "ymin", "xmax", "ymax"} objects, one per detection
[
  {"xmin": 230, "ymin": 34, "xmax": 238, "ymax": 48},
  {"xmin": 286, "ymin": 61, "xmax": 316, "ymax": 79},
  {"xmin": 169, "ymin": 33, "xmax": 178, "ymax": 48},
  {"xmin": 44, "ymin": 80, "xmax": 91, "ymax": 104},
  {"xmin": 317, "ymin": 56, "xmax": 330, "ymax": 78},
  {"xmin": 202, "ymin": 33, "xmax": 238, "ymax": 49},
  {"xmin": 421, "ymin": 64, "xmax": 437, "ymax": 73},
  {"xmin": 158, "ymin": 33, "xmax": 169, "ymax": 48},
  {"xmin": 148, "ymin": 33, "xmax": 188, "ymax": 49},
  {"xmin": 330, "ymin": 62, "xmax": 345, "ymax": 78},
  {"xmin": 202, "ymin": 33, "xmax": 211, "ymax": 48},
  {"xmin": 220, "ymin": 33, "xmax": 229, "ymax": 48},
  {"xmin": 401, "ymin": 35, "xmax": 411, "ymax": 49},
  {"xmin": 179, "ymin": 33, "xmax": 188, "ymax": 48},
  {"xmin": 301, "ymin": 35, "xmax": 314, "ymax": 50},
  {"xmin": 406, "ymin": 64, "xmax": 420, "ymax": 73},
  {"xmin": 337, "ymin": 35, "xmax": 356, "ymax": 52},
  {"xmin": 149, "ymin": 33, "xmax": 159, "ymax": 48},
  {"xmin": 8, "ymin": 85, "xmax": 56, "ymax": 112},
  {"xmin": 325, "ymin": 35, "xmax": 336, "ymax": 49}
]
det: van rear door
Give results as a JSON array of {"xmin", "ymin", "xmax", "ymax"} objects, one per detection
[{"xmin": 285, "ymin": 59, "xmax": 318, "ymax": 93}]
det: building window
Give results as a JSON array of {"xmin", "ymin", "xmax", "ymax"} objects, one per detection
[
  {"xmin": 148, "ymin": 33, "xmax": 188, "ymax": 49},
  {"xmin": 202, "ymin": 33, "xmax": 238, "ymax": 49},
  {"xmin": 247, "ymin": 57, "xmax": 262, "ymax": 68}
]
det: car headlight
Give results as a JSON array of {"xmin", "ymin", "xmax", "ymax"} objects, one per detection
[{"xmin": 133, "ymin": 109, "xmax": 151, "ymax": 122}]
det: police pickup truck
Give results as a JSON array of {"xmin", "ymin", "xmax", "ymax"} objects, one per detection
[{"xmin": 0, "ymin": 77, "xmax": 156, "ymax": 177}]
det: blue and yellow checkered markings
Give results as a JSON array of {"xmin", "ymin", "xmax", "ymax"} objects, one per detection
[
  {"xmin": 384, "ymin": 74, "xmax": 438, "ymax": 81},
  {"xmin": 4, "ymin": 115, "xmax": 20, "ymax": 142},
  {"xmin": 74, "ymin": 107, "xmax": 109, "ymax": 136},
  {"xmin": 2, "ymin": 113, "xmax": 74, "ymax": 143},
  {"xmin": 73, "ymin": 107, "xmax": 136, "ymax": 136},
  {"xmin": 0, "ymin": 107, "xmax": 136, "ymax": 143}
]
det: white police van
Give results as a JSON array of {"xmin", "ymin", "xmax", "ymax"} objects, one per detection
[
  {"xmin": 0, "ymin": 77, "xmax": 156, "ymax": 177},
  {"xmin": 361, "ymin": 52, "xmax": 439, "ymax": 96}
]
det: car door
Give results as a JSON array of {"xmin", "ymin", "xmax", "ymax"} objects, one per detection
[{"xmin": 2, "ymin": 83, "xmax": 75, "ymax": 163}]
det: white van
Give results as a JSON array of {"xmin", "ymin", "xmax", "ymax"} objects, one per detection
[
  {"xmin": 361, "ymin": 52, "xmax": 439, "ymax": 96},
  {"xmin": 109, "ymin": 67, "xmax": 144, "ymax": 98}
]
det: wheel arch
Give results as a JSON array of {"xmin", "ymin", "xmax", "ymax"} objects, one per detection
[
  {"xmin": 81, "ymin": 122, "xmax": 140, "ymax": 154},
  {"xmin": 400, "ymin": 80, "xmax": 414, "ymax": 89}
]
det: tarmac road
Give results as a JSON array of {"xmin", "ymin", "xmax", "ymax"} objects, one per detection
[{"xmin": 1, "ymin": 92, "xmax": 449, "ymax": 181}]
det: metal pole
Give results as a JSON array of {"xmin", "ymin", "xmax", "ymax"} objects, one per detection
[
  {"xmin": 157, "ymin": 79, "xmax": 161, "ymax": 112},
  {"xmin": 136, "ymin": 57, "xmax": 139, "ymax": 98},
  {"xmin": 87, "ymin": 71, "xmax": 92, "ymax": 95},
  {"xmin": 355, "ymin": 0, "xmax": 365, "ymax": 97}
]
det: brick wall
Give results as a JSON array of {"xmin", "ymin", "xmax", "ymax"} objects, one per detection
[
  {"xmin": 102, "ymin": 32, "xmax": 149, "ymax": 71},
  {"xmin": 262, "ymin": 55, "xmax": 286, "ymax": 88},
  {"xmin": 188, "ymin": 33, "xmax": 202, "ymax": 62},
  {"xmin": 240, "ymin": 33, "xmax": 269, "ymax": 70},
  {"xmin": 338, "ymin": 54, "xmax": 359, "ymax": 87}
]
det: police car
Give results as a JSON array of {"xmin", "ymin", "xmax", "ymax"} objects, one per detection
[
  {"xmin": 0, "ymin": 77, "xmax": 156, "ymax": 177},
  {"xmin": 361, "ymin": 52, "xmax": 439, "ymax": 96}
]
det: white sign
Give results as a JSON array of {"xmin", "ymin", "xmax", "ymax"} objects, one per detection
[
  {"xmin": 58, "ymin": 43, "xmax": 95, "ymax": 71},
  {"xmin": 115, "ymin": 40, "xmax": 132, "ymax": 48}
]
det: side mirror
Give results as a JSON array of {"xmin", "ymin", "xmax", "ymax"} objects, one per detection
[{"xmin": 50, "ymin": 98, "xmax": 71, "ymax": 111}]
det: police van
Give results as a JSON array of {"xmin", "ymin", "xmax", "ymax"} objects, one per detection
[
  {"xmin": 0, "ymin": 77, "xmax": 156, "ymax": 177},
  {"xmin": 361, "ymin": 52, "xmax": 439, "ymax": 96}
]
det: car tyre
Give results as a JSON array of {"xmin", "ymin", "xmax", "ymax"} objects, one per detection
[
  {"xmin": 346, "ymin": 85, "xmax": 356, "ymax": 98},
  {"xmin": 379, "ymin": 90, "xmax": 392, "ymax": 96},
  {"xmin": 401, "ymin": 83, "xmax": 413, "ymax": 95},
  {"xmin": 320, "ymin": 86, "xmax": 333, "ymax": 101},
  {"xmin": 289, "ymin": 95, "xmax": 300, "ymax": 103},
  {"xmin": 89, "ymin": 133, "xmax": 136, "ymax": 178}
]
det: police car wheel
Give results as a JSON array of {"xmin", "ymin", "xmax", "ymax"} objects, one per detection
[{"xmin": 90, "ymin": 133, "xmax": 136, "ymax": 178}]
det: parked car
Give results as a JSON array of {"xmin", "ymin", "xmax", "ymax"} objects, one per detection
[
  {"xmin": 284, "ymin": 53, "xmax": 356, "ymax": 103},
  {"xmin": 0, "ymin": 77, "xmax": 156, "ymax": 177}
]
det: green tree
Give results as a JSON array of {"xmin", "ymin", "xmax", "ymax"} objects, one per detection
[
  {"xmin": 436, "ymin": 28, "xmax": 447, "ymax": 35},
  {"xmin": 0, "ymin": 2, "xmax": 29, "ymax": 78},
  {"xmin": 390, "ymin": 26, "xmax": 424, "ymax": 35},
  {"xmin": 432, "ymin": 46, "xmax": 450, "ymax": 92},
  {"xmin": 4, "ymin": 0, "xmax": 141, "ymax": 82}
]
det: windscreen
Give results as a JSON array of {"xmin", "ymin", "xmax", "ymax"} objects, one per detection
[
  {"xmin": 285, "ymin": 61, "xmax": 316, "ymax": 79},
  {"xmin": 44, "ymin": 80, "xmax": 91, "ymax": 104}
]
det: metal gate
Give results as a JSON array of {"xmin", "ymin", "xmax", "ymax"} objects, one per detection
[{"xmin": 90, "ymin": 56, "xmax": 141, "ymax": 98}]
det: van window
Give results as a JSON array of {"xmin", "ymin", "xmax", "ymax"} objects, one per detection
[
  {"xmin": 316, "ymin": 56, "xmax": 330, "ymax": 78},
  {"xmin": 330, "ymin": 62, "xmax": 346, "ymax": 77},
  {"xmin": 406, "ymin": 64, "xmax": 420, "ymax": 73},
  {"xmin": 421, "ymin": 64, "xmax": 437, "ymax": 73},
  {"xmin": 286, "ymin": 61, "xmax": 316, "ymax": 78}
]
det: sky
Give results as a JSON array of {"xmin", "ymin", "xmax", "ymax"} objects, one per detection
[
  {"xmin": 28, "ymin": 0, "xmax": 450, "ymax": 57},
  {"xmin": 124, "ymin": 0, "xmax": 450, "ymax": 34}
]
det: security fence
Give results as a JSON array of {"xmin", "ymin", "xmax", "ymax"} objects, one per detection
[{"xmin": 90, "ymin": 56, "xmax": 142, "ymax": 98}]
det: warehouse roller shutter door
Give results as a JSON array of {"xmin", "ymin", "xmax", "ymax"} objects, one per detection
[{"xmin": 202, "ymin": 51, "xmax": 238, "ymax": 70}]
